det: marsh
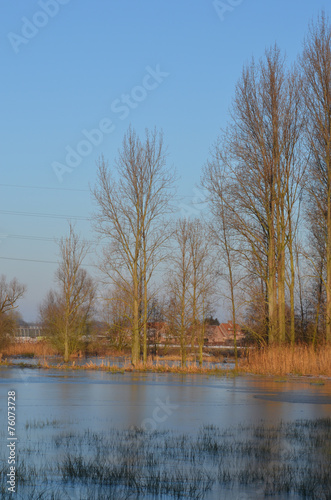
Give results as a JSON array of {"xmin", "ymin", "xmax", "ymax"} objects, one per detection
[{"xmin": 0, "ymin": 368, "xmax": 330, "ymax": 498}]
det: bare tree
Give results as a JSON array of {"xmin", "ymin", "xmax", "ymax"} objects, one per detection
[
  {"xmin": 101, "ymin": 284, "xmax": 133, "ymax": 351},
  {"xmin": 40, "ymin": 224, "xmax": 95, "ymax": 362},
  {"xmin": 166, "ymin": 218, "xmax": 216, "ymax": 366},
  {"xmin": 301, "ymin": 11, "xmax": 331, "ymax": 342},
  {"xmin": 0, "ymin": 275, "xmax": 26, "ymax": 349},
  {"xmin": 301, "ymin": 202, "xmax": 328, "ymax": 344},
  {"xmin": 202, "ymin": 160, "xmax": 245, "ymax": 364},
  {"xmin": 205, "ymin": 46, "xmax": 304, "ymax": 344},
  {"xmin": 187, "ymin": 219, "xmax": 217, "ymax": 365},
  {"xmin": 92, "ymin": 127, "xmax": 176, "ymax": 366},
  {"xmin": 166, "ymin": 218, "xmax": 192, "ymax": 367},
  {"xmin": 0, "ymin": 275, "xmax": 26, "ymax": 315}
]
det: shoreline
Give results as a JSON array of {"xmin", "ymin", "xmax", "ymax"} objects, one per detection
[{"xmin": 1, "ymin": 355, "xmax": 330, "ymax": 381}]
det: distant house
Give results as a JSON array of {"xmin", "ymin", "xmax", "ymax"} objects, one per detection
[
  {"xmin": 147, "ymin": 320, "xmax": 245, "ymax": 347},
  {"xmin": 205, "ymin": 321, "xmax": 245, "ymax": 345},
  {"xmin": 15, "ymin": 324, "xmax": 43, "ymax": 341},
  {"xmin": 147, "ymin": 322, "xmax": 168, "ymax": 344}
]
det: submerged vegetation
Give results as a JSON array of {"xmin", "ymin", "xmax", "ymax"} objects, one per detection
[{"xmin": 0, "ymin": 418, "xmax": 330, "ymax": 499}]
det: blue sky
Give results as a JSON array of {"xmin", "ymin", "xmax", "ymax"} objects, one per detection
[{"xmin": 1, "ymin": 0, "xmax": 330, "ymax": 321}]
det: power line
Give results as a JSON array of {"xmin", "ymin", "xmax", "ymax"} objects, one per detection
[
  {"xmin": 0, "ymin": 256, "xmax": 57, "ymax": 264},
  {"xmin": 0, "ymin": 183, "xmax": 89, "ymax": 192},
  {"xmin": 0, "ymin": 256, "xmax": 95, "ymax": 267},
  {"xmin": 2, "ymin": 234, "xmax": 97, "ymax": 244},
  {"xmin": 0, "ymin": 210, "xmax": 90, "ymax": 221},
  {"xmin": 0, "ymin": 184, "xmax": 206, "ymax": 199},
  {"xmin": 6, "ymin": 234, "xmax": 55, "ymax": 242}
]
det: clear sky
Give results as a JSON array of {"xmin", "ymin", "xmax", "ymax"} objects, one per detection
[{"xmin": 1, "ymin": 0, "xmax": 330, "ymax": 321}]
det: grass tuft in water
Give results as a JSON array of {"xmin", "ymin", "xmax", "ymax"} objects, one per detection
[{"xmin": 0, "ymin": 418, "xmax": 330, "ymax": 499}]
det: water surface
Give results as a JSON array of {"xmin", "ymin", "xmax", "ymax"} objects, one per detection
[
  {"xmin": 1, "ymin": 367, "xmax": 331, "ymax": 499},
  {"xmin": 0, "ymin": 367, "xmax": 330, "ymax": 434}
]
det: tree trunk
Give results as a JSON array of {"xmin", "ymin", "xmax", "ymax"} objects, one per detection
[
  {"xmin": 180, "ymin": 323, "xmax": 186, "ymax": 368},
  {"xmin": 143, "ymin": 232, "xmax": 148, "ymax": 365},
  {"xmin": 326, "ymin": 177, "xmax": 331, "ymax": 343},
  {"xmin": 198, "ymin": 298, "xmax": 205, "ymax": 367},
  {"xmin": 313, "ymin": 274, "xmax": 323, "ymax": 347},
  {"xmin": 64, "ymin": 319, "xmax": 69, "ymax": 363},
  {"xmin": 268, "ymin": 211, "xmax": 277, "ymax": 344},
  {"xmin": 278, "ymin": 246, "xmax": 286, "ymax": 343},
  {"xmin": 132, "ymin": 268, "xmax": 140, "ymax": 366},
  {"xmin": 143, "ymin": 287, "xmax": 148, "ymax": 364},
  {"xmin": 288, "ymin": 231, "xmax": 296, "ymax": 346},
  {"xmin": 181, "ymin": 325, "xmax": 186, "ymax": 368}
]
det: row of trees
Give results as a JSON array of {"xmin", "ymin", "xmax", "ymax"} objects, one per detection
[
  {"xmin": 95, "ymin": 12, "xmax": 330, "ymax": 360},
  {"xmin": 203, "ymin": 12, "xmax": 331, "ymax": 347},
  {"xmin": 1, "ymin": 12, "xmax": 330, "ymax": 365},
  {"xmin": 91, "ymin": 131, "xmax": 220, "ymax": 366}
]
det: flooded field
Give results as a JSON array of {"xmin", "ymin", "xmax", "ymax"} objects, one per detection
[
  {"xmin": 5, "ymin": 354, "xmax": 232, "ymax": 371},
  {"xmin": 0, "ymin": 366, "xmax": 330, "ymax": 498}
]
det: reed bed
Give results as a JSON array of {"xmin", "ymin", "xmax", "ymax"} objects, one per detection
[
  {"xmin": 37, "ymin": 358, "xmax": 230, "ymax": 376},
  {"xmin": 240, "ymin": 344, "xmax": 331, "ymax": 377},
  {"xmin": 2, "ymin": 341, "xmax": 331, "ymax": 378},
  {"xmin": 2, "ymin": 340, "xmax": 58, "ymax": 358}
]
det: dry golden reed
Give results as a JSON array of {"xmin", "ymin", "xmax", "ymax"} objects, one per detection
[
  {"xmin": 240, "ymin": 344, "xmax": 331, "ymax": 377},
  {"xmin": 2, "ymin": 340, "xmax": 58, "ymax": 357},
  {"xmin": 2, "ymin": 340, "xmax": 330, "ymax": 378}
]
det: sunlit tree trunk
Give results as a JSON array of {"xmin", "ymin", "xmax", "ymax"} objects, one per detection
[{"xmin": 301, "ymin": 12, "xmax": 331, "ymax": 343}]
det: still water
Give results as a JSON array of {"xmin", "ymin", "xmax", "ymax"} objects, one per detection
[
  {"xmin": 0, "ymin": 366, "xmax": 330, "ymax": 433},
  {"xmin": 0, "ymin": 366, "xmax": 330, "ymax": 499}
]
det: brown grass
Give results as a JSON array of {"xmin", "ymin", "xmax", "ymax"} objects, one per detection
[
  {"xmin": 1, "ymin": 340, "xmax": 221, "ymax": 364},
  {"xmin": 122, "ymin": 359, "xmax": 226, "ymax": 374},
  {"xmin": 240, "ymin": 344, "xmax": 331, "ymax": 377},
  {"xmin": 147, "ymin": 353, "xmax": 222, "ymax": 363},
  {"xmin": 2, "ymin": 340, "xmax": 59, "ymax": 357},
  {"xmin": 83, "ymin": 341, "xmax": 128, "ymax": 357},
  {"xmin": 2, "ymin": 341, "xmax": 330, "ymax": 378},
  {"xmin": 37, "ymin": 358, "xmax": 229, "ymax": 376},
  {"xmin": 30, "ymin": 354, "xmax": 234, "ymax": 376}
]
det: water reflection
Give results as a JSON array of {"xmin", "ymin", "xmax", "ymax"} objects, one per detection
[
  {"xmin": 0, "ymin": 367, "xmax": 330, "ymax": 435},
  {"xmin": 0, "ymin": 368, "xmax": 330, "ymax": 499}
]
